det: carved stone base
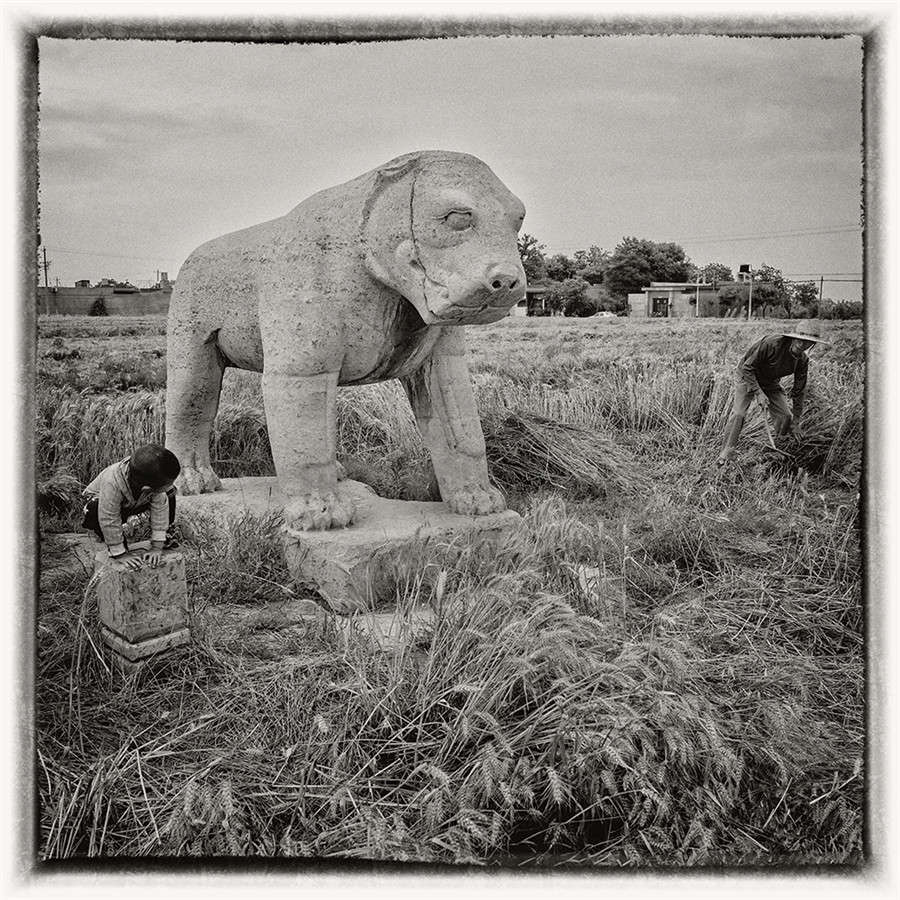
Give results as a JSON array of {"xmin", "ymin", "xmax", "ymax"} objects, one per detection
[
  {"xmin": 178, "ymin": 477, "xmax": 522, "ymax": 612},
  {"xmin": 100, "ymin": 624, "xmax": 191, "ymax": 672},
  {"xmin": 93, "ymin": 541, "xmax": 191, "ymax": 670}
]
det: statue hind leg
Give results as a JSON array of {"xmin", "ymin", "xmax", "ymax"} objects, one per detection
[{"xmin": 165, "ymin": 323, "xmax": 225, "ymax": 494}]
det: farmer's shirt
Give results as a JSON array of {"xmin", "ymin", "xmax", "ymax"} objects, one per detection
[
  {"xmin": 736, "ymin": 334, "xmax": 808, "ymax": 416},
  {"xmin": 83, "ymin": 457, "xmax": 169, "ymax": 556}
]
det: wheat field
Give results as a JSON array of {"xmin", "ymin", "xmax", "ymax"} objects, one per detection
[{"xmin": 35, "ymin": 313, "xmax": 863, "ymax": 866}]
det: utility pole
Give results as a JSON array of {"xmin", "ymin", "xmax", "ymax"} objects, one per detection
[
  {"xmin": 41, "ymin": 247, "xmax": 50, "ymax": 288},
  {"xmin": 818, "ymin": 275, "xmax": 824, "ymax": 305},
  {"xmin": 747, "ymin": 267, "xmax": 753, "ymax": 321},
  {"xmin": 695, "ymin": 270, "xmax": 701, "ymax": 317}
]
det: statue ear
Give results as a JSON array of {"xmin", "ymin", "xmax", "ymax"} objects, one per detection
[
  {"xmin": 372, "ymin": 154, "xmax": 421, "ymax": 184},
  {"xmin": 361, "ymin": 155, "xmax": 421, "ymax": 290},
  {"xmin": 360, "ymin": 154, "xmax": 421, "ymax": 232}
]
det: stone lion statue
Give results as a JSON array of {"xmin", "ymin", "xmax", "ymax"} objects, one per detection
[{"xmin": 165, "ymin": 150, "xmax": 527, "ymax": 529}]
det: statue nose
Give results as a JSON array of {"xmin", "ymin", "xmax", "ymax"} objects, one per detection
[{"xmin": 484, "ymin": 265, "xmax": 521, "ymax": 293}]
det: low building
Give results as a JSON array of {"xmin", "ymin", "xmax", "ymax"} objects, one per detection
[
  {"xmin": 37, "ymin": 273, "xmax": 175, "ymax": 316},
  {"xmin": 521, "ymin": 279, "xmax": 554, "ymax": 316},
  {"xmin": 509, "ymin": 297, "xmax": 530, "ymax": 317},
  {"xmin": 627, "ymin": 282, "xmax": 720, "ymax": 318}
]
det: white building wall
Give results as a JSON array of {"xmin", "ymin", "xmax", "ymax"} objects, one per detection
[{"xmin": 628, "ymin": 293, "xmax": 648, "ymax": 317}]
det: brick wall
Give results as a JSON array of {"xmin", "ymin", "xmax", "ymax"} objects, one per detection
[{"xmin": 37, "ymin": 287, "xmax": 171, "ymax": 316}]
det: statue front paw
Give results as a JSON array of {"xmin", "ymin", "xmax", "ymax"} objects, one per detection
[
  {"xmin": 176, "ymin": 465, "xmax": 221, "ymax": 495},
  {"xmin": 445, "ymin": 485, "xmax": 507, "ymax": 516},
  {"xmin": 284, "ymin": 490, "xmax": 355, "ymax": 531}
]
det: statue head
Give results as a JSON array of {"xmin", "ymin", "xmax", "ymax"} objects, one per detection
[{"xmin": 362, "ymin": 151, "xmax": 527, "ymax": 325}]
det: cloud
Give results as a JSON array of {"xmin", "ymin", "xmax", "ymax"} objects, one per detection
[{"xmin": 35, "ymin": 34, "xmax": 863, "ymax": 289}]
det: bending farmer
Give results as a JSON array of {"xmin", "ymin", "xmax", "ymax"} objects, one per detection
[{"xmin": 717, "ymin": 319, "xmax": 829, "ymax": 466}]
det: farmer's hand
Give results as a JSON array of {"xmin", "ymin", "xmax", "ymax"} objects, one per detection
[
  {"xmin": 143, "ymin": 548, "xmax": 163, "ymax": 568},
  {"xmin": 113, "ymin": 551, "xmax": 143, "ymax": 571},
  {"xmin": 755, "ymin": 393, "xmax": 770, "ymax": 412}
]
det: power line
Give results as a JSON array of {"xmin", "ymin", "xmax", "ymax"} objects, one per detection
[
  {"xmin": 782, "ymin": 277, "xmax": 862, "ymax": 284},
  {"xmin": 47, "ymin": 246, "xmax": 181, "ymax": 264},
  {"xmin": 545, "ymin": 224, "xmax": 862, "ymax": 254},
  {"xmin": 679, "ymin": 225, "xmax": 860, "ymax": 243}
]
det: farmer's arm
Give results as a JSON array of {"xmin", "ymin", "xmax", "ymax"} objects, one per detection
[
  {"xmin": 737, "ymin": 340, "xmax": 766, "ymax": 394},
  {"xmin": 97, "ymin": 481, "xmax": 127, "ymax": 556},
  {"xmin": 789, "ymin": 355, "xmax": 809, "ymax": 420}
]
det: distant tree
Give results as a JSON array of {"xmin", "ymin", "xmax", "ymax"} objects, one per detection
[
  {"xmin": 752, "ymin": 281, "xmax": 782, "ymax": 313},
  {"xmin": 699, "ymin": 262, "xmax": 734, "ymax": 285},
  {"xmin": 517, "ymin": 233, "xmax": 547, "ymax": 282},
  {"xmin": 716, "ymin": 277, "xmax": 791, "ymax": 318},
  {"xmin": 545, "ymin": 253, "xmax": 577, "ymax": 282},
  {"xmin": 819, "ymin": 298, "xmax": 861, "ymax": 320},
  {"xmin": 789, "ymin": 281, "xmax": 819, "ymax": 318},
  {"xmin": 591, "ymin": 284, "xmax": 624, "ymax": 313},
  {"xmin": 546, "ymin": 277, "xmax": 595, "ymax": 317},
  {"xmin": 718, "ymin": 264, "xmax": 789, "ymax": 316},
  {"xmin": 604, "ymin": 237, "xmax": 692, "ymax": 298},
  {"xmin": 717, "ymin": 281, "xmax": 786, "ymax": 318},
  {"xmin": 717, "ymin": 283, "xmax": 747, "ymax": 317},
  {"xmin": 572, "ymin": 246, "xmax": 609, "ymax": 285},
  {"xmin": 753, "ymin": 263, "xmax": 789, "ymax": 306}
]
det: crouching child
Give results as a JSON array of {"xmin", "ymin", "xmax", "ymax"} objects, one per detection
[{"xmin": 82, "ymin": 444, "xmax": 180, "ymax": 570}]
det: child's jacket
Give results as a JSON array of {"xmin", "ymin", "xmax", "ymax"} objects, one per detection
[{"xmin": 83, "ymin": 457, "xmax": 169, "ymax": 555}]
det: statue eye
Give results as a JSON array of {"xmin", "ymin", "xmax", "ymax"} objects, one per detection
[{"xmin": 443, "ymin": 210, "xmax": 473, "ymax": 231}]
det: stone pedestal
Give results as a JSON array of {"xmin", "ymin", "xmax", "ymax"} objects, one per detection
[
  {"xmin": 94, "ymin": 540, "xmax": 190, "ymax": 672},
  {"xmin": 334, "ymin": 606, "xmax": 437, "ymax": 653},
  {"xmin": 179, "ymin": 477, "xmax": 522, "ymax": 612}
]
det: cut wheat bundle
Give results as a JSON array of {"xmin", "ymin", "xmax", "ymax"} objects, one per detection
[
  {"xmin": 483, "ymin": 410, "xmax": 650, "ymax": 499},
  {"xmin": 766, "ymin": 388, "xmax": 863, "ymax": 486},
  {"xmin": 792, "ymin": 390, "xmax": 862, "ymax": 481}
]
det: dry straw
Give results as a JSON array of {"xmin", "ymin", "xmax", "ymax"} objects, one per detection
[{"xmin": 482, "ymin": 410, "xmax": 649, "ymax": 498}]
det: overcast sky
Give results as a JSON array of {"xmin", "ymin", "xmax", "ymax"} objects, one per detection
[{"xmin": 37, "ymin": 33, "xmax": 863, "ymax": 301}]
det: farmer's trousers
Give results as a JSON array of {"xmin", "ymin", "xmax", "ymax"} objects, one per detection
[{"xmin": 720, "ymin": 380, "xmax": 793, "ymax": 461}]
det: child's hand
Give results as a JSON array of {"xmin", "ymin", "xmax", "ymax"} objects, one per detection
[
  {"xmin": 113, "ymin": 551, "xmax": 143, "ymax": 571},
  {"xmin": 143, "ymin": 548, "xmax": 163, "ymax": 568}
]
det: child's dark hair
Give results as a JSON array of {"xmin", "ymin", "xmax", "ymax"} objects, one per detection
[{"xmin": 130, "ymin": 444, "xmax": 181, "ymax": 487}]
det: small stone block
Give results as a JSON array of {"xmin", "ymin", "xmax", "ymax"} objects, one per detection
[
  {"xmin": 95, "ymin": 545, "xmax": 189, "ymax": 643},
  {"xmin": 335, "ymin": 607, "xmax": 436, "ymax": 652},
  {"xmin": 100, "ymin": 624, "xmax": 191, "ymax": 662},
  {"xmin": 241, "ymin": 597, "xmax": 327, "ymax": 628},
  {"xmin": 110, "ymin": 655, "xmax": 143, "ymax": 675},
  {"xmin": 572, "ymin": 564, "xmax": 627, "ymax": 608}
]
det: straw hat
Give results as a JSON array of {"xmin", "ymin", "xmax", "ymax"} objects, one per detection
[{"xmin": 782, "ymin": 319, "xmax": 830, "ymax": 344}]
